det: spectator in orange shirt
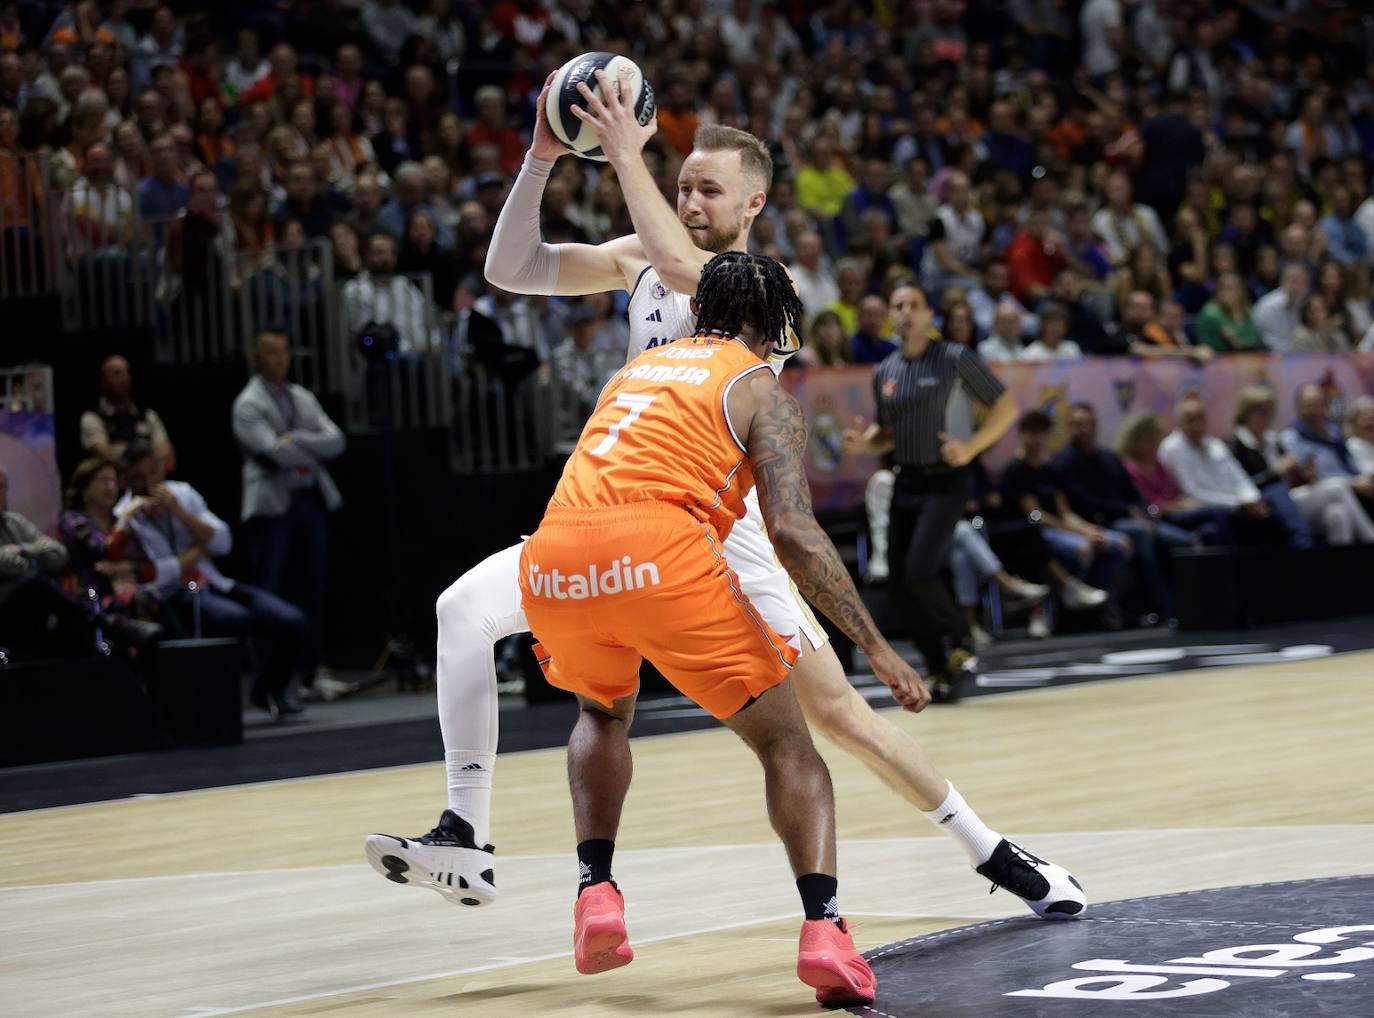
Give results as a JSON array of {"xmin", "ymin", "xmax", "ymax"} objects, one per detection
[
  {"xmin": 1005, "ymin": 208, "xmax": 1066, "ymax": 304},
  {"xmin": 656, "ymin": 78, "xmax": 699, "ymax": 156},
  {"xmin": 236, "ymin": 44, "xmax": 313, "ymax": 109}
]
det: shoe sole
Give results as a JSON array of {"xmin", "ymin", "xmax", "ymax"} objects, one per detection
[
  {"xmin": 575, "ymin": 918, "xmax": 633, "ymax": 974},
  {"xmin": 363, "ymin": 835, "xmax": 496, "ymax": 907},
  {"xmin": 797, "ymin": 956, "xmax": 876, "ymax": 1006}
]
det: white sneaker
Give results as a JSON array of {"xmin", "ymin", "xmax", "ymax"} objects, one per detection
[
  {"xmin": 969, "ymin": 624, "xmax": 993, "ymax": 650},
  {"xmin": 311, "ymin": 673, "xmax": 356, "ymax": 701},
  {"xmin": 1061, "ymin": 577, "xmax": 1108, "ymax": 611},
  {"xmin": 1027, "ymin": 614, "xmax": 1050, "ymax": 639},
  {"xmin": 1003, "ymin": 577, "xmax": 1050, "ymax": 605},
  {"xmin": 975, "ymin": 838, "xmax": 1086, "ymax": 919},
  {"xmin": 865, "ymin": 557, "xmax": 889, "ymax": 583},
  {"xmin": 365, "ymin": 810, "xmax": 497, "ymax": 907}
]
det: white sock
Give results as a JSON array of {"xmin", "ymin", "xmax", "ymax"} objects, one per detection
[
  {"xmin": 922, "ymin": 781, "xmax": 1003, "ymax": 866},
  {"xmin": 445, "ymin": 751, "xmax": 495, "ymax": 847}
]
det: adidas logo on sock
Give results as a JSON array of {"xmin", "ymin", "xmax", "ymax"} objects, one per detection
[
  {"xmin": 939, "ymin": 811, "xmax": 958, "ymax": 825},
  {"xmin": 822, "ymin": 895, "xmax": 840, "ymax": 919},
  {"xmin": 460, "ymin": 762, "xmax": 485, "ymax": 771},
  {"xmin": 578, "ymin": 860, "xmax": 592, "ymax": 885}
]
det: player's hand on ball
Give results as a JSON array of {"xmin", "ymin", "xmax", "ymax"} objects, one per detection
[
  {"xmin": 531, "ymin": 70, "xmax": 572, "ymax": 161},
  {"xmin": 572, "ymin": 68, "xmax": 657, "ymax": 162},
  {"xmin": 869, "ymin": 645, "xmax": 932, "ymax": 713}
]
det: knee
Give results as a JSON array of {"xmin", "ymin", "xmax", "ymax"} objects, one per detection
[
  {"xmin": 805, "ymin": 686, "xmax": 884, "ymax": 756},
  {"xmin": 436, "ymin": 575, "xmax": 485, "ymax": 637}
]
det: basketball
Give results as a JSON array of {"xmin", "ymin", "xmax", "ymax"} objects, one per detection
[{"xmin": 545, "ymin": 52, "xmax": 656, "ymax": 162}]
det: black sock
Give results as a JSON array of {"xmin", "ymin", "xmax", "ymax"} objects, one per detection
[
  {"xmin": 576, "ymin": 838, "xmax": 615, "ymax": 896},
  {"xmin": 796, "ymin": 873, "xmax": 842, "ymax": 926}
]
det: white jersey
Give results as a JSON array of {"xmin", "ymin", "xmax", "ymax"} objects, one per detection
[
  {"xmin": 626, "ymin": 265, "xmax": 698, "ymax": 360},
  {"xmin": 625, "ymin": 263, "xmax": 792, "ymax": 376}
]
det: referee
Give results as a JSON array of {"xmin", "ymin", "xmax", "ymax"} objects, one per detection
[{"xmin": 846, "ymin": 281, "xmax": 1019, "ymax": 701}]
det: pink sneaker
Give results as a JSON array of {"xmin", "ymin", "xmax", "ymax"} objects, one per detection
[
  {"xmin": 573, "ymin": 882, "xmax": 634, "ymax": 975},
  {"xmin": 796, "ymin": 918, "xmax": 876, "ymax": 1006}
]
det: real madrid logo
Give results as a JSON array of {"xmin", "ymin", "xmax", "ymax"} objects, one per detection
[
  {"xmin": 809, "ymin": 399, "xmax": 844, "ymax": 474},
  {"xmin": 652, "ymin": 281, "xmax": 668, "ymax": 300}
]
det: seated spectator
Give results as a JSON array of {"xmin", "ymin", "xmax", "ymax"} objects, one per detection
[
  {"xmin": 79, "ymin": 355, "xmax": 176, "ymax": 467},
  {"xmin": 1051, "ymin": 268, "xmax": 1110, "ymax": 351},
  {"xmin": 1005, "ymin": 208, "xmax": 1067, "ymax": 305},
  {"xmin": 977, "ymin": 302, "xmax": 1025, "ymax": 363},
  {"xmin": 397, "ymin": 208, "xmax": 458, "ymax": 310},
  {"xmin": 273, "ymin": 159, "xmax": 334, "ymax": 240},
  {"xmin": 1055, "ymin": 402, "xmax": 1201, "ymax": 618},
  {"xmin": 551, "ymin": 303, "xmax": 621, "ymax": 453},
  {"xmin": 795, "ymin": 309, "xmax": 851, "ymax": 367},
  {"xmin": 1159, "ymin": 397, "xmax": 1310, "ymax": 547},
  {"xmin": 1314, "ymin": 261, "xmax": 1372, "ymax": 341},
  {"xmin": 826, "ymin": 258, "xmax": 866, "ymax": 335},
  {"xmin": 58, "ymin": 457, "xmax": 162, "ymax": 627},
  {"xmin": 1252, "ymin": 263, "xmax": 1309, "ymax": 352},
  {"xmin": 1021, "ymin": 302, "xmax": 1083, "ymax": 361},
  {"xmin": 1062, "ymin": 201, "xmax": 1112, "ymax": 282},
  {"xmin": 1281, "ymin": 384, "xmax": 1374, "ymax": 518},
  {"xmin": 378, "ymin": 161, "xmax": 454, "ymax": 250},
  {"xmin": 0, "ymin": 462, "xmax": 91, "ymax": 659},
  {"xmin": 1116, "ymin": 412, "xmax": 1234, "ymax": 545},
  {"xmin": 941, "ymin": 300, "xmax": 977, "ymax": 348},
  {"xmin": 232, "ymin": 329, "xmax": 347, "ymax": 700},
  {"xmin": 838, "ymin": 157, "xmax": 897, "ymax": 250},
  {"xmin": 1342, "ymin": 395, "xmax": 1374, "ymax": 472},
  {"xmin": 342, "ymin": 232, "xmax": 441, "ymax": 352},
  {"xmin": 1230, "ymin": 386, "xmax": 1374, "ymax": 546},
  {"xmin": 1317, "ymin": 186, "xmax": 1366, "ymax": 266},
  {"xmin": 65, "ymin": 141, "xmax": 138, "ymax": 257},
  {"xmin": 795, "ymin": 135, "xmax": 856, "ymax": 219},
  {"xmin": 1000, "ymin": 411, "xmax": 1128, "ymax": 610},
  {"xmin": 849, "ymin": 295, "xmax": 898, "ymax": 364},
  {"xmin": 1290, "ymin": 295, "xmax": 1352, "ymax": 353},
  {"xmin": 116, "ymin": 442, "xmax": 309, "ymax": 718},
  {"xmin": 1091, "ymin": 171, "xmax": 1168, "ymax": 265},
  {"xmin": 137, "ymin": 133, "xmax": 188, "ymax": 227},
  {"xmin": 789, "ymin": 230, "xmax": 839, "ymax": 324},
  {"xmin": 920, "ymin": 170, "xmax": 984, "ymax": 295},
  {"xmin": 889, "ymin": 155, "xmax": 936, "ymax": 240},
  {"xmin": 344, "ymin": 170, "xmax": 385, "ymax": 238},
  {"xmin": 160, "ymin": 169, "xmax": 223, "ymax": 308},
  {"xmin": 324, "ymin": 99, "xmax": 375, "ymax": 191},
  {"xmin": 1111, "ymin": 241, "xmax": 1172, "ymax": 311},
  {"xmin": 967, "ymin": 260, "xmax": 1036, "ymax": 339},
  {"xmin": 1168, "ymin": 206, "xmax": 1211, "ymax": 312},
  {"xmin": 329, "ymin": 220, "xmax": 363, "ymax": 281},
  {"xmin": 1119, "ymin": 290, "xmax": 1211, "ymax": 363},
  {"xmin": 1197, "ymin": 271, "xmax": 1263, "ymax": 352},
  {"xmin": 465, "ymin": 84, "xmax": 524, "ymax": 177}
]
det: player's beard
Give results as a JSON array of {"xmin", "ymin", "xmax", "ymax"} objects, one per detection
[{"xmin": 686, "ymin": 213, "xmax": 745, "ymax": 254}]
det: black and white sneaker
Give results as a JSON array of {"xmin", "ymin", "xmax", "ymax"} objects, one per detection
[
  {"xmin": 365, "ymin": 810, "xmax": 497, "ymax": 907},
  {"xmin": 975, "ymin": 839, "xmax": 1085, "ymax": 919}
]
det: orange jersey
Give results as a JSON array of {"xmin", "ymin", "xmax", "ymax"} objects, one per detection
[{"xmin": 550, "ymin": 336, "xmax": 769, "ymax": 540}]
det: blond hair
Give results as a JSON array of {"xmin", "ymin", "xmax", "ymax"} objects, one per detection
[
  {"xmin": 693, "ymin": 124, "xmax": 773, "ymax": 191},
  {"xmin": 1115, "ymin": 412, "xmax": 1164, "ymax": 460},
  {"xmin": 1347, "ymin": 394, "xmax": 1374, "ymax": 437},
  {"xmin": 1233, "ymin": 384, "xmax": 1276, "ymax": 426}
]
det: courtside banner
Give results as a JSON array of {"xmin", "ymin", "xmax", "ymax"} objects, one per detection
[
  {"xmin": 783, "ymin": 353, "xmax": 1374, "ymax": 514},
  {"xmin": 0, "ymin": 408, "xmax": 60, "ymax": 534}
]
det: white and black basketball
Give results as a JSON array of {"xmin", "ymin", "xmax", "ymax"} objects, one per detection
[{"xmin": 546, "ymin": 52, "xmax": 655, "ymax": 162}]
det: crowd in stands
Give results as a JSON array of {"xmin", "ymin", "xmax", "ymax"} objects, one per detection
[{"xmin": 4, "ymin": 0, "xmax": 1374, "ymax": 685}]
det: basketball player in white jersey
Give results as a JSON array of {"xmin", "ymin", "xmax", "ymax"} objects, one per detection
[{"xmin": 367, "ymin": 70, "xmax": 1085, "ymax": 920}]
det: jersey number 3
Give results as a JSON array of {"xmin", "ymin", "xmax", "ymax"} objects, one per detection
[{"xmin": 589, "ymin": 393, "xmax": 658, "ymax": 457}]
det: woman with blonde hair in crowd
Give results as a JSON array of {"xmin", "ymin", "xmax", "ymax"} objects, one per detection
[
  {"xmin": 1228, "ymin": 386, "xmax": 1374, "ymax": 545},
  {"xmin": 1116, "ymin": 412, "xmax": 1233, "ymax": 544}
]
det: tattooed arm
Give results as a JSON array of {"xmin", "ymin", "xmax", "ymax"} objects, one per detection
[{"xmin": 730, "ymin": 368, "xmax": 929, "ymax": 712}]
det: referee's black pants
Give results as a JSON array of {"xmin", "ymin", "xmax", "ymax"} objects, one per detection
[{"xmin": 887, "ymin": 465, "xmax": 973, "ymax": 675}]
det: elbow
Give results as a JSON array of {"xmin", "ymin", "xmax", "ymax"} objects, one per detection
[{"xmin": 657, "ymin": 258, "xmax": 701, "ymax": 295}]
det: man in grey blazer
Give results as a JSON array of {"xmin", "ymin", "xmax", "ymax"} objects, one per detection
[{"xmin": 232, "ymin": 329, "xmax": 346, "ymax": 699}]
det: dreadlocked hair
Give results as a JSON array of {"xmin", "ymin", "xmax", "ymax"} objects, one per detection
[{"xmin": 694, "ymin": 251, "xmax": 804, "ymax": 349}]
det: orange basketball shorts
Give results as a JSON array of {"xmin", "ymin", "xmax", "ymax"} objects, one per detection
[{"xmin": 518, "ymin": 502, "xmax": 799, "ymax": 719}]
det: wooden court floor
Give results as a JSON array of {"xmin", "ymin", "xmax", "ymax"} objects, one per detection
[{"xmin": 3, "ymin": 652, "xmax": 1372, "ymax": 1017}]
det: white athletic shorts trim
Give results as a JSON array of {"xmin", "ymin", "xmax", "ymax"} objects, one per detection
[{"xmin": 486, "ymin": 495, "xmax": 827, "ymax": 653}]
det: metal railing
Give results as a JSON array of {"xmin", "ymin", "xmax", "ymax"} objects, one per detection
[{"xmin": 0, "ymin": 150, "xmax": 61, "ymax": 300}]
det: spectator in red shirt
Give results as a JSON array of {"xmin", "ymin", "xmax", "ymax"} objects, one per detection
[
  {"xmin": 179, "ymin": 33, "xmax": 225, "ymax": 109},
  {"xmin": 1005, "ymin": 208, "xmax": 1067, "ymax": 304},
  {"xmin": 236, "ymin": 44, "xmax": 314, "ymax": 109},
  {"xmin": 466, "ymin": 85, "xmax": 525, "ymax": 177}
]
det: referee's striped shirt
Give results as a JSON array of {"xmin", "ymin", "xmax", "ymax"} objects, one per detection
[{"xmin": 872, "ymin": 340, "xmax": 1006, "ymax": 468}]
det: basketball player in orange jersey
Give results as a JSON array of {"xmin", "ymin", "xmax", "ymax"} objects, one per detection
[
  {"xmin": 523, "ymin": 252, "xmax": 909, "ymax": 1004},
  {"xmin": 367, "ymin": 69, "xmax": 1085, "ymax": 924}
]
